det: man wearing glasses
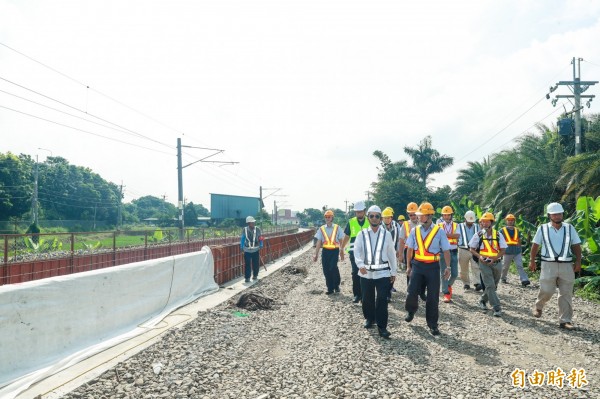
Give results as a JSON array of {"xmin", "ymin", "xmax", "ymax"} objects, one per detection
[
  {"xmin": 353, "ymin": 205, "xmax": 398, "ymax": 338},
  {"xmin": 313, "ymin": 209, "xmax": 345, "ymax": 295}
]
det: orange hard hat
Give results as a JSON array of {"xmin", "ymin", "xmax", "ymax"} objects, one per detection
[
  {"xmin": 416, "ymin": 202, "xmax": 435, "ymax": 216},
  {"xmin": 505, "ymin": 214, "xmax": 516, "ymax": 220},
  {"xmin": 441, "ymin": 205, "xmax": 453, "ymax": 215},
  {"xmin": 324, "ymin": 210, "xmax": 334, "ymax": 217},
  {"xmin": 480, "ymin": 212, "xmax": 495, "ymax": 222},
  {"xmin": 406, "ymin": 202, "xmax": 418, "ymax": 213}
]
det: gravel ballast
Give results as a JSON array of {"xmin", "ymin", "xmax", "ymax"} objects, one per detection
[{"xmin": 62, "ymin": 247, "xmax": 598, "ymax": 398}]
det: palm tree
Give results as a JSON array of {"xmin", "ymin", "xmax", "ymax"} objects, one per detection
[
  {"xmin": 453, "ymin": 157, "xmax": 491, "ymax": 204},
  {"xmin": 403, "ymin": 135, "xmax": 454, "ymax": 188},
  {"xmin": 560, "ymin": 123, "xmax": 600, "ymax": 199},
  {"xmin": 483, "ymin": 124, "xmax": 568, "ymax": 220}
]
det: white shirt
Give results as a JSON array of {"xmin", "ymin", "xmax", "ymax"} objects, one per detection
[{"xmin": 354, "ymin": 226, "xmax": 398, "ymax": 279}]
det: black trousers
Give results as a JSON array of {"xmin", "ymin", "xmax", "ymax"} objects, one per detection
[
  {"xmin": 349, "ymin": 252, "xmax": 362, "ymax": 297},
  {"xmin": 405, "ymin": 260, "xmax": 441, "ymax": 329},
  {"xmin": 321, "ymin": 248, "xmax": 341, "ymax": 292},
  {"xmin": 360, "ymin": 276, "xmax": 390, "ymax": 329}
]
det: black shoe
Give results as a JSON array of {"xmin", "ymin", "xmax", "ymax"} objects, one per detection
[
  {"xmin": 352, "ymin": 295, "xmax": 361, "ymax": 303},
  {"xmin": 364, "ymin": 320, "xmax": 374, "ymax": 329},
  {"xmin": 474, "ymin": 284, "xmax": 482, "ymax": 292},
  {"xmin": 429, "ymin": 327, "xmax": 441, "ymax": 336},
  {"xmin": 522, "ymin": 280, "xmax": 531, "ymax": 287},
  {"xmin": 334, "ymin": 287, "xmax": 340, "ymax": 293},
  {"xmin": 559, "ymin": 322, "xmax": 576, "ymax": 331},
  {"xmin": 252, "ymin": 276, "xmax": 258, "ymax": 280},
  {"xmin": 378, "ymin": 327, "xmax": 391, "ymax": 338},
  {"xmin": 244, "ymin": 278, "xmax": 250, "ymax": 283},
  {"xmin": 325, "ymin": 291, "xmax": 333, "ymax": 295},
  {"xmin": 419, "ymin": 293, "xmax": 427, "ymax": 301},
  {"xmin": 501, "ymin": 278, "xmax": 507, "ymax": 284},
  {"xmin": 463, "ymin": 284, "xmax": 471, "ymax": 290},
  {"xmin": 404, "ymin": 312, "xmax": 415, "ymax": 322}
]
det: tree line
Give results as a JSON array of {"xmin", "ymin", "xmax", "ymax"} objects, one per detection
[{"xmin": 0, "ymin": 153, "xmax": 209, "ymax": 231}]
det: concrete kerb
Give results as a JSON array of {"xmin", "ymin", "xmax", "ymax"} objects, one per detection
[{"xmin": 18, "ymin": 242, "xmax": 314, "ymax": 399}]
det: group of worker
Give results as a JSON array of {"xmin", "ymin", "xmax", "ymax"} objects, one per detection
[{"xmin": 312, "ymin": 200, "xmax": 583, "ymax": 338}]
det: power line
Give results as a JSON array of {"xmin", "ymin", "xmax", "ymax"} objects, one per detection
[{"xmin": 0, "ymin": 104, "xmax": 172, "ymax": 156}]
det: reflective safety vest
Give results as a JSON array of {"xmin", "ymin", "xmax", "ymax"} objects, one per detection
[
  {"xmin": 414, "ymin": 225, "xmax": 441, "ymax": 263},
  {"xmin": 320, "ymin": 224, "xmax": 340, "ymax": 249},
  {"xmin": 346, "ymin": 217, "xmax": 369, "ymax": 253},
  {"xmin": 479, "ymin": 229, "xmax": 500, "ymax": 257},
  {"xmin": 384, "ymin": 221, "xmax": 400, "ymax": 250},
  {"xmin": 402, "ymin": 221, "xmax": 418, "ymax": 248},
  {"xmin": 501, "ymin": 227, "xmax": 519, "ymax": 246},
  {"xmin": 360, "ymin": 228, "xmax": 390, "ymax": 270},
  {"xmin": 438, "ymin": 221, "xmax": 458, "ymax": 246},
  {"xmin": 458, "ymin": 222, "xmax": 479, "ymax": 249},
  {"xmin": 540, "ymin": 223, "xmax": 573, "ymax": 262},
  {"xmin": 244, "ymin": 227, "xmax": 259, "ymax": 248}
]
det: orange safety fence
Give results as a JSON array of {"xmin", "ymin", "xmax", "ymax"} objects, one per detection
[{"xmin": 0, "ymin": 228, "xmax": 315, "ymax": 286}]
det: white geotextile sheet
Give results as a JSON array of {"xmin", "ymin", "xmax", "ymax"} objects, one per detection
[{"xmin": 0, "ymin": 246, "xmax": 218, "ymax": 399}]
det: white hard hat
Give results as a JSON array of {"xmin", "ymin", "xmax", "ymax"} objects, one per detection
[
  {"xmin": 464, "ymin": 210, "xmax": 476, "ymax": 223},
  {"xmin": 246, "ymin": 216, "xmax": 256, "ymax": 223},
  {"xmin": 547, "ymin": 202, "xmax": 564, "ymax": 215},
  {"xmin": 354, "ymin": 200, "xmax": 366, "ymax": 211},
  {"xmin": 367, "ymin": 205, "xmax": 382, "ymax": 214}
]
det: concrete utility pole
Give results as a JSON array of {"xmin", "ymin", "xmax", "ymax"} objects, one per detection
[
  {"xmin": 177, "ymin": 138, "xmax": 238, "ymax": 239},
  {"xmin": 117, "ymin": 182, "xmax": 124, "ymax": 229},
  {"xmin": 32, "ymin": 155, "xmax": 38, "ymax": 225},
  {"xmin": 547, "ymin": 57, "xmax": 598, "ymax": 155}
]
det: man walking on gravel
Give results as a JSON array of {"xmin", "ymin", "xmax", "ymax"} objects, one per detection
[
  {"xmin": 469, "ymin": 212, "xmax": 507, "ymax": 317},
  {"xmin": 341, "ymin": 200, "xmax": 369, "ymax": 303},
  {"xmin": 404, "ymin": 202, "xmax": 451, "ymax": 336},
  {"xmin": 457, "ymin": 210, "xmax": 481, "ymax": 291},
  {"xmin": 354, "ymin": 205, "xmax": 398, "ymax": 338},
  {"xmin": 529, "ymin": 202, "xmax": 582, "ymax": 331},
  {"xmin": 313, "ymin": 209, "xmax": 345, "ymax": 295},
  {"xmin": 240, "ymin": 216, "xmax": 263, "ymax": 283},
  {"xmin": 500, "ymin": 214, "xmax": 530, "ymax": 287},
  {"xmin": 438, "ymin": 205, "xmax": 460, "ymax": 303},
  {"xmin": 382, "ymin": 206, "xmax": 401, "ymax": 302}
]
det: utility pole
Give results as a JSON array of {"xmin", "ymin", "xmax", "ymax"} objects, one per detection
[
  {"xmin": 117, "ymin": 182, "xmax": 124, "ymax": 230},
  {"xmin": 176, "ymin": 138, "xmax": 238, "ymax": 239},
  {"xmin": 547, "ymin": 57, "xmax": 598, "ymax": 155},
  {"xmin": 32, "ymin": 155, "xmax": 38, "ymax": 225}
]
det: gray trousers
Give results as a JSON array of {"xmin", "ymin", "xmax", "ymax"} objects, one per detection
[
  {"xmin": 479, "ymin": 261, "xmax": 502, "ymax": 311},
  {"xmin": 501, "ymin": 253, "xmax": 529, "ymax": 282}
]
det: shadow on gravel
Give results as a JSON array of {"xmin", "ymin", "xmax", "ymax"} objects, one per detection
[
  {"xmin": 421, "ymin": 327, "xmax": 503, "ymax": 366},
  {"xmin": 372, "ymin": 326, "xmax": 433, "ymax": 366}
]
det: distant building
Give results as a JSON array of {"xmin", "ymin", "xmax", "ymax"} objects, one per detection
[
  {"xmin": 210, "ymin": 193, "xmax": 261, "ymax": 222},
  {"xmin": 276, "ymin": 209, "xmax": 299, "ymax": 225}
]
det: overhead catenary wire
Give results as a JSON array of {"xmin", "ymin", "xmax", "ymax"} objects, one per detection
[
  {"xmin": 0, "ymin": 104, "xmax": 173, "ymax": 156},
  {"xmin": 0, "ymin": 42, "xmax": 262, "ymax": 200}
]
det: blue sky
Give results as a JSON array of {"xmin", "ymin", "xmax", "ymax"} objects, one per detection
[{"xmin": 1, "ymin": 0, "xmax": 599, "ymax": 214}]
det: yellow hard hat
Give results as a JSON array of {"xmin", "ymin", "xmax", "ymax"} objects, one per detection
[
  {"xmin": 324, "ymin": 209, "xmax": 334, "ymax": 217},
  {"xmin": 397, "ymin": 215, "xmax": 406, "ymax": 221},
  {"xmin": 406, "ymin": 202, "xmax": 418, "ymax": 213},
  {"xmin": 441, "ymin": 205, "xmax": 454, "ymax": 215},
  {"xmin": 416, "ymin": 202, "xmax": 435, "ymax": 216},
  {"xmin": 382, "ymin": 207, "xmax": 394, "ymax": 218},
  {"xmin": 505, "ymin": 214, "xmax": 516, "ymax": 220},
  {"xmin": 480, "ymin": 212, "xmax": 495, "ymax": 222}
]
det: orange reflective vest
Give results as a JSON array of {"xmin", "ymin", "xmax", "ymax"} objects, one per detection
[
  {"xmin": 438, "ymin": 221, "xmax": 458, "ymax": 246},
  {"xmin": 479, "ymin": 229, "xmax": 500, "ymax": 257},
  {"xmin": 502, "ymin": 227, "xmax": 519, "ymax": 246},
  {"xmin": 414, "ymin": 225, "xmax": 441, "ymax": 263},
  {"xmin": 320, "ymin": 224, "xmax": 340, "ymax": 249}
]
